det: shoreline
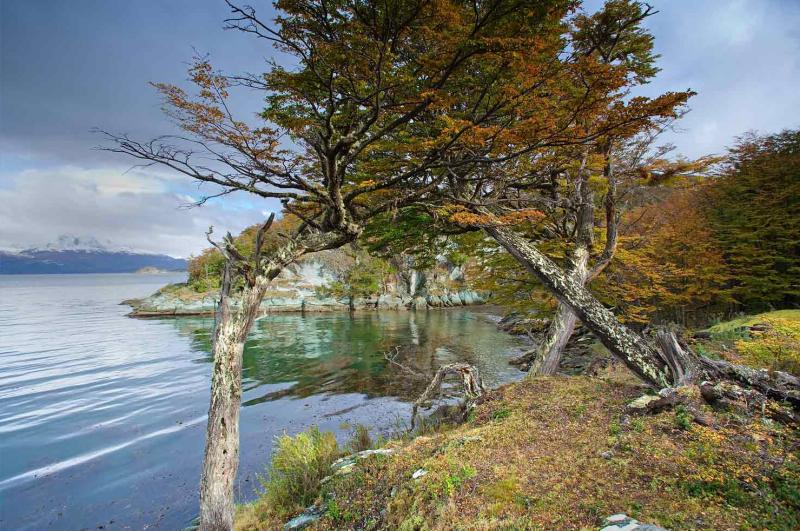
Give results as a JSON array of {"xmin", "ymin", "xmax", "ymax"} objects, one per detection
[{"xmin": 122, "ymin": 284, "xmax": 489, "ymax": 318}]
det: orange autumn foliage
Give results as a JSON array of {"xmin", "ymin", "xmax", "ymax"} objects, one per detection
[
  {"xmin": 593, "ymin": 186, "xmax": 731, "ymax": 324},
  {"xmin": 445, "ymin": 205, "xmax": 545, "ymax": 227}
]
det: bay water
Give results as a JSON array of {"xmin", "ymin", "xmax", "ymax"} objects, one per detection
[{"xmin": 0, "ymin": 273, "xmax": 528, "ymax": 530}]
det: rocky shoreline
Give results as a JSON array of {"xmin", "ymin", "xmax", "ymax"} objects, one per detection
[{"xmin": 124, "ymin": 285, "xmax": 487, "ymax": 317}]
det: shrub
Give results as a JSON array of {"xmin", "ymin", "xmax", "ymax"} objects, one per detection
[
  {"xmin": 347, "ymin": 424, "xmax": 373, "ymax": 453},
  {"xmin": 259, "ymin": 426, "xmax": 340, "ymax": 516}
]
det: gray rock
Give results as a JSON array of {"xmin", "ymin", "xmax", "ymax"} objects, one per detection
[
  {"xmin": 600, "ymin": 513, "xmax": 667, "ymax": 531},
  {"xmin": 427, "ymin": 295, "xmax": 443, "ymax": 307},
  {"xmin": 330, "ymin": 448, "xmax": 395, "ymax": 471},
  {"xmin": 626, "ymin": 394, "xmax": 662, "ymax": 411},
  {"xmin": 412, "ymin": 468, "xmax": 427, "ymax": 479},
  {"xmin": 284, "ymin": 504, "xmax": 324, "ymax": 530},
  {"xmin": 377, "ymin": 294, "xmax": 404, "ymax": 310}
]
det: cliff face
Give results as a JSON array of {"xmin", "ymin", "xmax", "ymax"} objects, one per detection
[{"xmin": 125, "ymin": 253, "xmax": 485, "ymax": 317}]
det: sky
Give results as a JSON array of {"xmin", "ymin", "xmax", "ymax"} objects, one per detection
[{"xmin": 1, "ymin": 0, "xmax": 799, "ymax": 257}]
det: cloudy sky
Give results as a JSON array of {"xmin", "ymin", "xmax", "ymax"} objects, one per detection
[{"xmin": 1, "ymin": 0, "xmax": 799, "ymax": 257}]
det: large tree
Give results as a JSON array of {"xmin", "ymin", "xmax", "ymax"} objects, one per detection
[
  {"xmin": 433, "ymin": 2, "xmax": 799, "ymax": 402},
  {"xmin": 103, "ymin": 0, "xmax": 603, "ymax": 528}
]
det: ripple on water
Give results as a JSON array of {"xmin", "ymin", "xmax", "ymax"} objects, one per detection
[{"xmin": 0, "ymin": 273, "xmax": 530, "ymax": 530}]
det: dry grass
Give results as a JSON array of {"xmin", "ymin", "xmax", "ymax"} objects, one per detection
[{"xmin": 301, "ymin": 371, "xmax": 799, "ymax": 530}]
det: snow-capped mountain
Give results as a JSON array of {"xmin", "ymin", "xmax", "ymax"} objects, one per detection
[{"xmin": 0, "ymin": 235, "xmax": 186, "ymax": 274}]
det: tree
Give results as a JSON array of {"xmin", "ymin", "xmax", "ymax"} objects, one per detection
[
  {"xmin": 594, "ymin": 183, "xmax": 731, "ymax": 325},
  {"xmin": 708, "ymin": 129, "xmax": 800, "ymax": 311},
  {"xmin": 103, "ymin": 1, "xmax": 593, "ymax": 528},
  {"xmin": 423, "ymin": 1, "xmax": 799, "ymax": 402},
  {"xmin": 430, "ymin": 0, "xmax": 693, "ymax": 383}
]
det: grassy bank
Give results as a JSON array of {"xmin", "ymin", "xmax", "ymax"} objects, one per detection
[
  {"xmin": 237, "ymin": 313, "xmax": 800, "ymax": 530},
  {"xmin": 696, "ymin": 310, "xmax": 800, "ymax": 375}
]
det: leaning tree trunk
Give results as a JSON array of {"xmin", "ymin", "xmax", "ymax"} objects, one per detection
[
  {"xmin": 484, "ymin": 224, "xmax": 672, "ymax": 388},
  {"xmin": 484, "ymin": 223, "xmax": 800, "ymax": 407}
]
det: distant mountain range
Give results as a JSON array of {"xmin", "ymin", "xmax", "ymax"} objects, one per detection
[{"xmin": 0, "ymin": 236, "xmax": 187, "ymax": 274}]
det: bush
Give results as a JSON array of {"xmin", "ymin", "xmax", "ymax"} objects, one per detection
[
  {"xmin": 259, "ymin": 426, "xmax": 340, "ymax": 516},
  {"xmin": 347, "ymin": 424, "xmax": 373, "ymax": 453}
]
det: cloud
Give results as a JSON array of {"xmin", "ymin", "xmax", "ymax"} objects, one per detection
[
  {"xmin": 0, "ymin": 167, "xmax": 278, "ymax": 257},
  {"xmin": 638, "ymin": 0, "xmax": 800, "ymax": 158}
]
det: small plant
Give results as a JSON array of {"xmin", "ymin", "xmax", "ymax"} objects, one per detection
[
  {"xmin": 347, "ymin": 424, "xmax": 373, "ymax": 453},
  {"xmin": 674, "ymin": 405, "xmax": 693, "ymax": 430},
  {"xmin": 491, "ymin": 407, "xmax": 511, "ymax": 421},
  {"xmin": 442, "ymin": 465, "xmax": 477, "ymax": 497},
  {"xmin": 326, "ymin": 498, "xmax": 342, "ymax": 520},
  {"xmin": 259, "ymin": 426, "xmax": 340, "ymax": 516}
]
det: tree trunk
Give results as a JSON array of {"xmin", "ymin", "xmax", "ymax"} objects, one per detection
[
  {"xmin": 198, "ymin": 228, "xmax": 357, "ymax": 531},
  {"xmin": 484, "ymin": 224, "xmax": 672, "ymax": 388},
  {"xmin": 529, "ymin": 301, "xmax": 579, "ymax": 376},
  {"xmin": 484, "ymin": 224, "xmax": 800, "ymax": 408},
  {"xmin": 199, "ymin": 267, "xmax": 268, "ymax": 531},
  {"xmin": 526, "ymin": 152, "xmax": 594, "ymax": 377}
]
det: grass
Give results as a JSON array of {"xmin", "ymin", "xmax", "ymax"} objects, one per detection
[
  {"xmin": 234, "ymin": 313, "xmax": 800, "ymax": 530},
  {"xmin": 236, "ymin": 427, "xmax": 340, "ymax": 530},
  {"xmin": 707, "ymin": 310, "xmax": 800, "ymax": 335},
  {"xmin": 699, "ymin": 310, "xmax": 800, "ymax": 375},
  {"xmin": 237, "ymin": 369, "xmax": 800, "ymax": 530}
]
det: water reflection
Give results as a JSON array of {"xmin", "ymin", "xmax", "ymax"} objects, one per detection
[
  {"xmin": 170, "ymin": 310, "xmax": 528, "ymax": 405},
  {"xmin": 0, "ymin": 272, "xmax": 528, "ymax": 531}
]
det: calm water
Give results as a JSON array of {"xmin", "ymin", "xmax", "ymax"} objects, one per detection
[{"xmin": 0, "ymin": 274, "xmax": 529, "ymax": 530}]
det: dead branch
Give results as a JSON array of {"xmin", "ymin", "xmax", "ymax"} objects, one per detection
[{"xmin": 411, "ymin": 363, "xmax": 486, "ymax": 429}]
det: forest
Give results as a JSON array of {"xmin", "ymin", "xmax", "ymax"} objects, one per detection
[{"xmin": 101, "ymin": 0, "xmax": 800, "ymax": 529}]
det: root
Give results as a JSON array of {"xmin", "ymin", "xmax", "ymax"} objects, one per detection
[{"xmin": 411, "ymin": 363, "xmax": 486, "ymax": 429}]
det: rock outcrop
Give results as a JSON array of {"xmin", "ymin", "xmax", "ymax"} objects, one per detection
[{"xmin": 125, "ymin": 253, "xmax": 486, "ymax": 317}]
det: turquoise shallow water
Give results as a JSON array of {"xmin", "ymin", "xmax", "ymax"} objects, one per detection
[{"xmin": 0, "ymin": 273, "xmax": 528, "ymax": 530}]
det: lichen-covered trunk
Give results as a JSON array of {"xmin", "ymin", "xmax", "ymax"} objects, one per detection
[
  {"xmin": 199, "ymin": 272, "xmax": 268, "ymax": 531},
  {"xmin": 197, "ymin": 228, "xmax": 356, "ymax": 531},
  {"xmin": 529, "ymin": 301, "xmax": 579, "ymax": 376},
  {"xmin": 198, "ymin": 338, "xmax": 244, "ymax": 530},
  {"xmin": 527, "ymin": 152, "xmax": 600, "ymax": 377},
  {"xmin": 484, "ymin": 225, "xmax": 671, "ymax": 388}
]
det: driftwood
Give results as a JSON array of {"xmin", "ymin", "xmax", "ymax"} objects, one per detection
[
  {"xmin": 411, "ymin": 363, "xmax": 486, "ymax": 429},
  {"xmin": 384, "ymin": 348, "xmax": 487, "ymax": 429}
]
